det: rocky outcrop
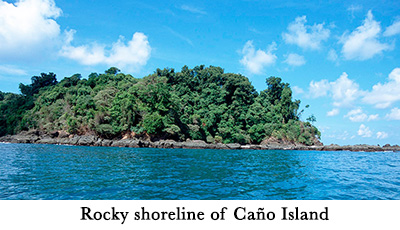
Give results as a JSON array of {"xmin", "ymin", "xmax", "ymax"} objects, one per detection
[{"xmin": 0, "ymin": 131, "xmax": 399, "ymax": 152}]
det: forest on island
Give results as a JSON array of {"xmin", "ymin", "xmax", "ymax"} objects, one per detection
[{"xmin": 0, "ymin": 65, "xmax": 320, "ymax": 145}]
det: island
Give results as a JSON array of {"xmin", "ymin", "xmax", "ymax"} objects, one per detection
[{"xmin": 1, "ymin": 65, "xmax": 398, "ymax": 152}]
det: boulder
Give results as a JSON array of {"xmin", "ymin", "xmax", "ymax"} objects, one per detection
[
  {"xmin": 57, "ymin": 130, "xmax": 70, "ymax": 138},
  {"xmin": 111, "ymin": 139, "xmax": 131, "ymax": 147},
  {"xmin": 182, "ymin": 140, "xmax": 208, "ymax": 149},
  {"xmin": 226, "ymin": 143, "xmax": 241, "ymax": 149},
  {"xmin": 77, "ymin": 135, "xmax": 97, "ymax": 146},
  {"xmin": 101, "ymin": 139, "xmax": 113, "ymax": 147}
]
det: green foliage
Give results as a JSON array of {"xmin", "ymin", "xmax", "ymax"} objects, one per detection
[
  {"xmin": 95, "ymin": 124, "xmax": 116, "ymax": 139},
  {"xmin": 105, "ymin": 67, "xmax": 120, "ymax": 75},
  {"xmin": 0, "ymin": 66, "xmax": 321, "ymax": 145},
  {"xmin": 143, "ymin": 112, "xmax": 164, "ymax": 134},
  {"xmin": 206, "ymin": 135, "xmax": 215, "ymax": 143},
  {"xmin": 214, "ymin": 135, "xmax": 223, "ymax": 143},
  {"xmin": 19, "ymin": 73, "xmax": 57, "ymax": 96}
]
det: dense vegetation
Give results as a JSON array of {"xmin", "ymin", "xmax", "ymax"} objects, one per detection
[{"xmin": 0, "ymin": 66, "xmax": 320, "ymax": 145}]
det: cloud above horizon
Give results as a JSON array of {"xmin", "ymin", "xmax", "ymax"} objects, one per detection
[
  {"xmin": 340, "ymin": 10, "xmax": 391, "ymax": 60},
  {"xmin": 385, "ymin": 107, "xmax": 400, "ymax": 120},
  {"xmin": 308, "ymin": 72, "xmax": 360, "ymax": 108},
  {"xmin": 60, "ymin": 30, "xmax": 151, "ymax": 71},
  {"xmin": 344, "ymin": 108, "xmax": 378, "ymax": 122},
  {"xmin": 384, "ymin": 19, "xmax": 400, "ymax": 37},
  {"xmin": 284, "ymin": 53, "xmax": 306, "ymax": 66},
  {"xmin": 240, "ymin": 41, "xmax": 277, "ymax": 74},
  {"xmin": 0, "ymin": 0, "xmax": 62, "ymax": 61},
  {"xmin": 282, "ymin": 16, "xmax": 330, "ymax": 50},
  {"xmin": 358, "ymin": 124, "xmax": 372, "ymax": 137},
  {"xmin": 362, "ymin": 68, "xmax": 400, "ymax": 109}
]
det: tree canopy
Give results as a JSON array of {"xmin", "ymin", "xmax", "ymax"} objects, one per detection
[{"xmin": 0, "ymin": 66, "xmax": 320, "ymax": 145}]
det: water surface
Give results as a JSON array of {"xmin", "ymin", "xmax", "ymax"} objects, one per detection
[{"xmin": 0, "ymin": 143, "xmax": 399, "ymax": 199}]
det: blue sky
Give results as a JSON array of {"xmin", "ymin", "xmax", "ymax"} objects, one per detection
[{"xmin": 1, "ymin": 0, "xmax": 400, "ymax": 145}]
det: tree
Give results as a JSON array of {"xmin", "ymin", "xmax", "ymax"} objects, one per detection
[
  {"xmin": 265, "ymin": 76, "xmax": 286, "ymax": 105},
  {"xmin": 105, "ymin": 67, "xmax": 120, "ymax": 75},
  {"xmin": 306, "ymin": 114, "xmax": 316, "ymax": 124},
  {"xmin": 19, "ymin": 73, "xmax": 57, "ymax": 96}
]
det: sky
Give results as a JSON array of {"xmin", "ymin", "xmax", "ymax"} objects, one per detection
[{"xmin": 1, "ymin": 0, "xmax": 400, "ymax": 145}]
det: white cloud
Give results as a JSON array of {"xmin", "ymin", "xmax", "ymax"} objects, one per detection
[
  {"xmin": 284, "ymin": 53, "xmax": 306, "ymax": 66},
  {"xmin": 340, "ymin": 10, "xmax": 391, "ymax": 60},
  {"xmin": 385, "ymin": 107, "xmax": 400, "ymax": 120},
  {"xmin": 327, "ymin": 108, "xmax": 339, "ymax": 116},
  {"xmin": 0, "ymin": 65, "xmax": 27, "ymax": 75},
  {"xmin": 308, "ymin": 73, "xmax": 360, "ymax": 108},
  {"xmin": 368, "ymin": 114, "xmax": 379, "ymax": 121},
  {"xmin": 376, "ymin": 131, "xmax": 388, "ymax": 139},
  {"xmin": 327, "ymin": 49, "xmax": 338, "ymax": 62},
  {"xmin": 345, "ymin": 108, "xmax": 367, "ymax": 122},
  {"xmin": 363, "ymin": 68, "xmax": 400, "ymax": 108},
  {"xmin": 344, "ymin": 108, "xmax": 379, "ymax": 122},
  {"xmin": 347, "ymin": 4, "xmax": 362, "ymax": 19},
  {"xmin": 309, "ymin": 79, "xmax": 330, "ymax": 98},
  {"xmin": 292, "ymin": 86, "xmax": 304, "ymax": 95},
  {"xmin": 180, "ymin": 5, "xmax": 206, "ymax": 15},
  {"xmin": 0, "ymin": 0, "xmax": 62, "ymax": 61},
  {"xmin": 330, "ymin": 73, "xmax": 360, "ymax": 107},
  {"xmin": 240, "ymin": 41, "xmax": 277, "ymax": 74},
  {"xmin": 282, "ymin": 16, "xmax": 330, "ymax": 50},
  {"xmin": 358, "ymin": 124, "xmax": 372, "ymax": 137},
  {"xmin": 310, "ymin": 68, "xmax": 400, "ymax": 111},
  {"xmin": 384, "ymin": 19, "xmax": 400, "ymax": 37},
  {"xmin": 60, "ymin": 31, "xmax": 151, "ymax": 71}
]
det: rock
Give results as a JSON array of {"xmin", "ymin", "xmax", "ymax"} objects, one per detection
[
  {"xmin": 58, "ymin": 130, "xmax": 70, "ymax": 138},
  {"xmin": 1, "ymin": 131, "xmax": 399, "ymax": 153},
  {"xmin": 68, "ymin": 136, "xmax": 81, "ymax": 145},
  {"xmin": 226, "ymin": 143, "xmax": 241, "ymax": 149},
  {"xmin": 26, "ymin": 130, "xmax": 41, "ymax": 136},
  {"xmin": 322, "ymin": 144, "xmax": 342, "ymax": 151},
  {"xmin": 57, "ymin": 138, "xmax": 72, "ymax": 145},
  {"xmin": 36, "ymin": 138, "xmax": 58, "ymax": 144},
  {"xmin": 0, "ymin": 135, "xmax": 13, "ymax": 143},
  {"xmin": 138, "ymin": 140, "xmax": 150, "ymax": 148},
  {"xmin": 101, "ymin": 139, "xmax": 113, "ymax": 147},
  {"xmin": 153, "ymin": 140, "xmax": 177, "ymax": 148},
  {"xmin": 383, "ymin": 144, "xmax": 400, "ymax": 152},
  {"xmin": 307, "ymin": 146, "xmax": 324, "ymax": 151},
  {"xmin": 94, "ymin": 139, "xmax": 103, "ymax": 146},
  {"xmin": 391, "ymin": 145, "xmax": 400, "ymax": 151},
  {"xmin": 127, "ymin": 140, "xmax": 139, "ymax": 148},
  {"xmin": 260, "ymin": 136, "xmax": 298, "ymax": 150},
  {"xmin": 77, "ymin": 135, "xmax": 97, "ymax": 146},
  {"xmin": 109, "ymin": 139, "xmax": 140, "ymax": 148},
  {"xmin": 260, "ymin": 136, "xmax": 281, "ymax": 146},
  {"xmin": 215, "ymin": 143, "xmax": 228, "ymax": 149},
  {"xmin": 49, "ymin": 131, "xmax": 59, "ymax": 138},
  {"xmin": 182, "ymin": 140, "xmax": 208, "ymax": 149},
  {"xmin": 111, "ymin": 139, "xmax": 131, "ymax": 147},
  {"xmin": 313, "ymin": 139, "xmax": 324, "ymax": 146}
]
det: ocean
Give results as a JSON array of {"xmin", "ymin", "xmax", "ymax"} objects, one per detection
[{"xmin": 0, "ymin": 143, "xmax": 399, "ymax": 199}]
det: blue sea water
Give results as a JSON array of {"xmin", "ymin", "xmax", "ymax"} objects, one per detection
[{"xmin": 0, "ymin": 143, "xmax": 399, "ymax": 200}]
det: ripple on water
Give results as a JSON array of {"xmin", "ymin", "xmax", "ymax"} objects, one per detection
[{"xmin": 0, "ymin": 143, "xmax": 399, "ymax": 199}]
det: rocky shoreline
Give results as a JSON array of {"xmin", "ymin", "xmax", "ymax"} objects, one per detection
[{"xmin": 0, "ymin": 130, "xmax": 399, "ymax": 152}]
